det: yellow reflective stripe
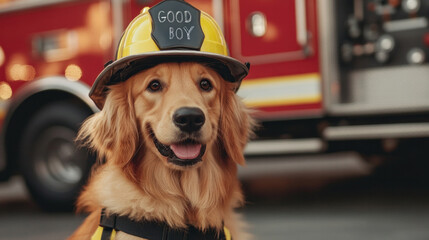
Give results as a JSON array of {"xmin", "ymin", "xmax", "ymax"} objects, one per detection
[
  {"xmin": 238, "ymin": 73, "xmax": 322, "ymax": 108},
  {"xmin": 243, "ymin": 96, "xmax": 322, "ymax": 108},
  {"xmin": 91, "ymin": 227, "xmax": 104, "ymax": 240},
  {"xmin": 224, "ymin": 226, "xmax": 232, "ymax": 240},
  {"xmin": 91, "ymin": 226, "xmax": 116, "ymax": 240},
  {"xmin": 110, "ymin": 228, "xmax": 116, "ymax": 240}
]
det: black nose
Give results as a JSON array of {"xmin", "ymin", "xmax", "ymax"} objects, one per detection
[{"xmin": 173, "ymin": 107, "xmax": 205, "ymax": 132}]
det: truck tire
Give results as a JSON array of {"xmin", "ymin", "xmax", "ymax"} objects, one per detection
[{"xmin": 18, "ymin": 101, "xmax": 95, "ymax": 211}]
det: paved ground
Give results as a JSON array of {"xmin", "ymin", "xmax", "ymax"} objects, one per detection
[
  {"xmin": 1, "ymin": 154, "xmax": 429, "ymax": 240},
  {"xmin": 245, "ymin": 192, "xmax": 429, "ymax": 240}
]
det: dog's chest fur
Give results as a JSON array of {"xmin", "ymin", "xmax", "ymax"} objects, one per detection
[{"xmin": 88, "ymin": 155, "xmax": 239, "ymax": 231}]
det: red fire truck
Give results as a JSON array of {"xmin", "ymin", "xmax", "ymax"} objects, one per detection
[{"xmin": 1, "ymin": 0, "xmax": 429, "ymax": 210}]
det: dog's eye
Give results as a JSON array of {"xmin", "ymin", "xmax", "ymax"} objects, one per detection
[
  {"xmin": 147, "ymin": 80, "xmax": 162, "ymax": 92},
  {"xmin": 199, "ymin": 78, "xmax": 212, "ymax": 91}
]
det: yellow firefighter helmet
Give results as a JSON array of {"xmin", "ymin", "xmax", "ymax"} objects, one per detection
[{"xmin": 90, "ymin": 0, "xmax": 249, "ymax": 109}]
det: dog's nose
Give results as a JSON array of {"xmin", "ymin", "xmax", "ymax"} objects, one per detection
[{"xmin": 173, "ymin": 107, "xmax": 205, "ymax": 132}]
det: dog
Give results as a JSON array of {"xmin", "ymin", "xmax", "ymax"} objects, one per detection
[{"xmin": 69, "ymin": 62, "xmax": 254, "ymax": 240}]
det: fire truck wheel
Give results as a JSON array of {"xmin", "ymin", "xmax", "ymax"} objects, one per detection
[{"xmin": 18, "ymin": 101, "xmax": 94, "ymax": 211}]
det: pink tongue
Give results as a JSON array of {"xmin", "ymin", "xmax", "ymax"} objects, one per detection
[{"xmin": 170, "ymin": 144, "xmax": 202, "ymax": 159}]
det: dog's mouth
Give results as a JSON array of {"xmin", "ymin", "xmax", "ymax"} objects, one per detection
[{"xmin": 149, "ymin": 128, "xmax": 206, "ymax": 167}]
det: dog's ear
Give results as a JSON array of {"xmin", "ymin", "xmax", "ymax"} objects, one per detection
[
  {"xmin": 218, "ymin": 85, "xmax": 254, "ymax": 166},
  {"xmin": 77, "ymin": 83, "xmax": 139, "ymax": 167}
]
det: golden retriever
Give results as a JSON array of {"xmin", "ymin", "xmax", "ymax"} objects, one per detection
[{"xmin": 69, "ymin": 62, "xmax": 254, "ymax": 240}]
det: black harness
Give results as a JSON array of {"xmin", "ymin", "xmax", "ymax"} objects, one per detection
[{"xmin": 96, "ymin": 209, "xmax": 230, "ymax": 240}]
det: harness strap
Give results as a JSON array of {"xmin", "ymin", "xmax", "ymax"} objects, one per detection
[{"xmin": 93, "ymin": 209, "xmax": 231, "ymax": 240}]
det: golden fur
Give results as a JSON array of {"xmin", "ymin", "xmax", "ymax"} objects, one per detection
[{"xmin": 69, "ymin": 62, "xmax": 254, "ymax": 240}]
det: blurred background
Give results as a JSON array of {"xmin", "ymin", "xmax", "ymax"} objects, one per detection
[{"xmin": 1, "ymin": 0, "xmax": 429, "ymax": 239}]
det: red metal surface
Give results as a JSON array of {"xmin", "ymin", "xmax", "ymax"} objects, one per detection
[
  {"xmin": 0, "ymin": 0, "xmax": 112, "ymax": 94},
  {"xmin": 255, "ymin": 103, "xmax": 323, "ymax": 119},
  {"xmin": 237, "ymin": 1, "xmax": 302, "ymax": 57},
  {"xmin": 223, "ymin": 0, "xmax": 322, "ymax": 119},
  {"xmin": 224, "ymin": 0, "xmax": 320, "ymax": 78}
]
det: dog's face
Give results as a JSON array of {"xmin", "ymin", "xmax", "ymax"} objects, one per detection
[
  {"xmin": 79, "ymin": 61, "xmax": 252, "ymax": 176},
  {"xmin": 128, "ymin": 62, "xmax": 222, "ymax": 169}
]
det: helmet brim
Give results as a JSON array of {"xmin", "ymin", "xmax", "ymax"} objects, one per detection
[{"xmin": 90, "ymin": 50, "xmax": 249, "ymax": 109}]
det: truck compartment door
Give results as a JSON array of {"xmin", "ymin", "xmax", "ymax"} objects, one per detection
[{"xmin": 224, "ymin": 0, "xmax": 323, "ymax": 120}]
